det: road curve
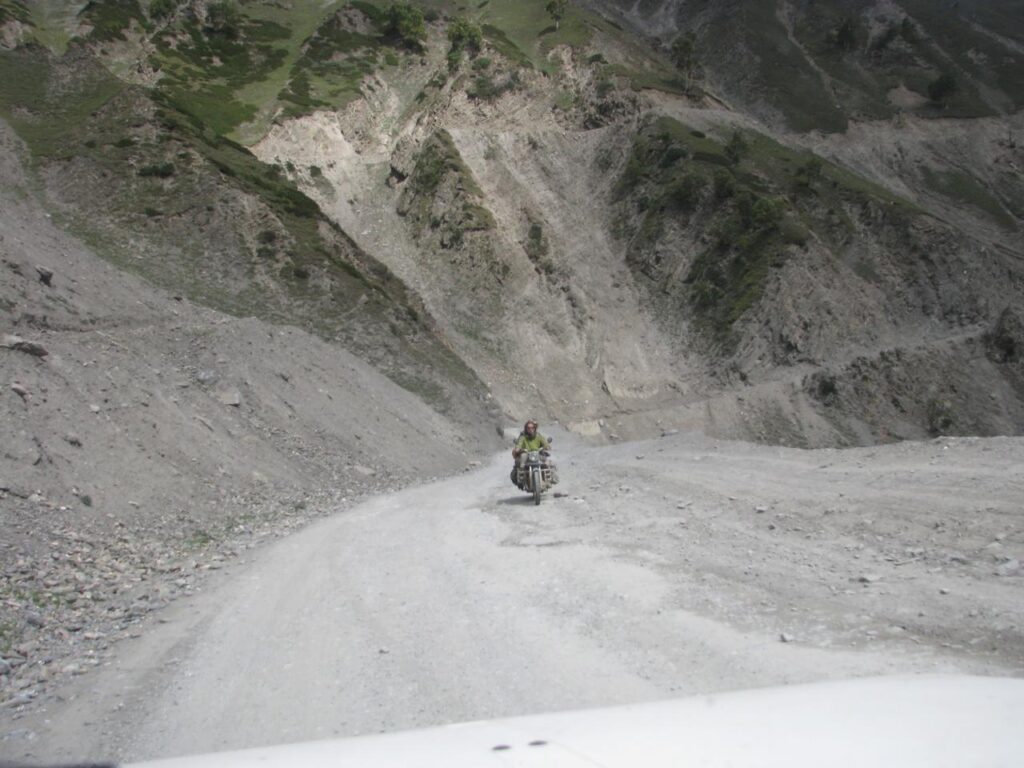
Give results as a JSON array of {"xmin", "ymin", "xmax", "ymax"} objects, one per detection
[{"xmin": 10, "ymin": 433, "xmax": 1020, "ymax": 765}]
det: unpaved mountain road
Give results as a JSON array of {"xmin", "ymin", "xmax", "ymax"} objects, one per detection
[{"xmin": 2, "ymin": 430, "xmax": 1022, "ymax": 765}]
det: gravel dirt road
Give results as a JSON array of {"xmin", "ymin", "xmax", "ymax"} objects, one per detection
[{"xmin": 2, "ymin": 429, "xmax": 1021, "ymax": 765}]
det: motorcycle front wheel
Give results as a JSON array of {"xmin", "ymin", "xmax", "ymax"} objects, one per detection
[{"xmin": 532, "ymin": 468, "xmax": 541, "ymax": 505}]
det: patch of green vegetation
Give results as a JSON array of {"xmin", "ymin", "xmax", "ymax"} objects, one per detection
[
  {"xmin": 77, "ymin": 0, "xmax": 147, "ymax": 43},
  {"xmin": 14, "ymin": 2, "xmax": 86, "ymax": 53},
  {"xmin": 614, "ymin": 116, "xmax": 921, "ymax": 344},
  {"xmin": 667, "ymin": 171, "xmax": 706, "ymax": 210},
  {"xmin": 524, "ymin": 220, "xmax": 548, "ymax": 262},
  {"xmin": 535, "ymin": 6, "xmax": 588, "ymax": 52},
  {"xmin": 467, "ymin": 70, "xmax": 518, "ymax": 101},
  {"xmin": 740, "ymin": 129, "xmax": 911, "ymax": 210},
  {"xmin": 136, "ymin": 1, "xmax": 384, "ymax": 140},
  {"xmin": 921, "ymin": 168, "xmax": 1017, "ymax": 230},
  {"xmin": 278, "ymin": 5, "xmax": 383, "ymax": 118},
  {"xmin": 164, "ymin": 85, "xmax": 259, "ymax": 138},
  {"xmin": 149, "ymin": 0, "xmax": 181, "ymax": 21},
  {"xmin": 229, "ymin": 3, "xmax": 364, "ymax": 141},
  {"xmin": 686, "ymin": 187, "xmax": 790, "ymax": 331},
  {"xmin": 614, "ymin": 117, "xmax": 728, "ymax": 199},
  {"xmin": 926, "ymin": 396, "xmax": 954, "ymax": 436},
  {"xmin": 708, "ymin": 3, "xmax": 847, "ymax": 133},
  {"xmin": 0, "ymin": 619, "xmax": 16, "ymax": 653},
  {"xmin": 553, "ymin": 88, "xmax": 574, "ymax": 111},
  {"xmin": 382, "ymin": 2, "xmax": 426, "ymax": 50},
  {"xmin": 446, "ymin": 15, "xmax": 483, "ymax": 70},
  {"xmin": 616, "ymin": 122, "xmax": 785, "ymax": 333},
  {"xmin": 788, "ymin": 2, "xmax": 1008, "ymax": 123},
  {"xmin": 0, "ymin": 46, "xmax": 125, "ymax": 158},
  {"xmin": 349, "ymin": 1, "xmax": 384, "ymax": 26},
  {"xmin": 138, "ymin": 161, "xmax": 174, "ymax": 177},
  {"xmin": 0, "ymin": 0, "xmax": 30, "ymax": 25},
  {"xmin": 790, "ymin": 9, "xmax": 895, "ymax": 123},
  {"xmin": 409, "ymin": 129, "xmax": 485, "ymax": 200},
  {"xmin": 153, "ymin": 7, "xmax": 291, "ymax": 135},
  {"xmin": 480, "ymin": 23, "xmax": 532, "ymax": 69},
  {"xmin": 900, "ymin": 0, "xmax": 1024, "ymax": 110},
  {"xmin": 187, "ymin": 528, "xmax": 214, "ymax": 548},
  {"xmin": 471, "ymin": 0, "xmax": 590, "ymax": 74},
  {"xmin": 400, "ymin": 129, "xmax": 499, "ymax": 288}
]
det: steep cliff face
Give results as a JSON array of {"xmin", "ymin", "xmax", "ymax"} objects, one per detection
[
  {"xmin": 254, "ymin": 4, "xmax": 1022, "ymax": 444},
  {"xmin": 251, "ymin": 29, "xmax": 691, "ymax": 429}
]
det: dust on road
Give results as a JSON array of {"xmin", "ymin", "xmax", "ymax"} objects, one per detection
[{"xmin": 2, "ymin": 430, "xmax": 1021, "ymax": 765}]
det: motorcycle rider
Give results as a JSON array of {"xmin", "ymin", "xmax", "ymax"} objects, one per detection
[{"xmin": 510, "ymin": 419, "xmax": 558, "ymax": 486}]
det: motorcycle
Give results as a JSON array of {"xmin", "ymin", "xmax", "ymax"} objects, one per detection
[{"xmin": 516, "ymin": 449, "xmax": 554, "ymax": 505}]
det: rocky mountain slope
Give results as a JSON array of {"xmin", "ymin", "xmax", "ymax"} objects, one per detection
[
  {"xmin": 3, "ymin": 0, "xmax": 1021, "ymax": 444},
  {"xmin": 243, "ymin": 0, "xmax": 1024, "ymax": 444},
  {"xmin": 1, "ymin": 0, "xmax": 1023, "ymax": 710},
  {"xmin": 585, "ymin": 0, "xmax": 1024, "ymax": 130},
  {"xmin": 0, "ymin": 114, "xmax": 499, "ymax": 706}
]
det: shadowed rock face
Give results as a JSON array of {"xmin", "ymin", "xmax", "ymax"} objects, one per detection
[
  {"xmin": 986, "ymin": 308, "xmax": 1023, "ymax": 365},
  {"xmin": 581, "ymin": 0, "xmax": 1024, "ymax": 131}
]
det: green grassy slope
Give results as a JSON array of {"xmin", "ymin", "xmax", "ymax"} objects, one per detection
[{"xmin": 66, "ymin": 0, "xmax": 679, "ymax": 140}]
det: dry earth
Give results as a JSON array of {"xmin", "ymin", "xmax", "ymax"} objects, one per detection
[
  {"xmin": 0, "ymin": 429, "xmax": 1021, "ymax": 765},
  {"xmin": 0, "ymin": 118, "xmax": 499, "ymax": 729}
]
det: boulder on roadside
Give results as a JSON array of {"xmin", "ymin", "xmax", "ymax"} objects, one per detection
[
  {"xmin": 195, "ymin": 369, "xmax": 219, "ymax": 385},
  {"xmin": 995, "ymin": 558, "xmax": 1020, "ymax": 577},
  {"xmin": 218, "ymin": 389, "xmax": 242, "ymax": 407},
  {"xmin": 1, "ymin": 334, "xmax": 48, "ymax": 358}
]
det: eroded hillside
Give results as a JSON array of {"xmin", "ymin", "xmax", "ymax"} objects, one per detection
[
  {"xmin": 0, "ymin": 111, "xmax": 502, "ymax": 699},
  {"xmin": 2, "ymin": 0, "xmax": 1022, "ymax": 447},
  {"xmin": 246, "ymin": 1, "xmax": 1024, "ymax": 444}
]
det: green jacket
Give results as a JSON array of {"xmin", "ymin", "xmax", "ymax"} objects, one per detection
[{"xmin": 515, "ymin": 432, "xmax": 550, "ymax": 452}]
